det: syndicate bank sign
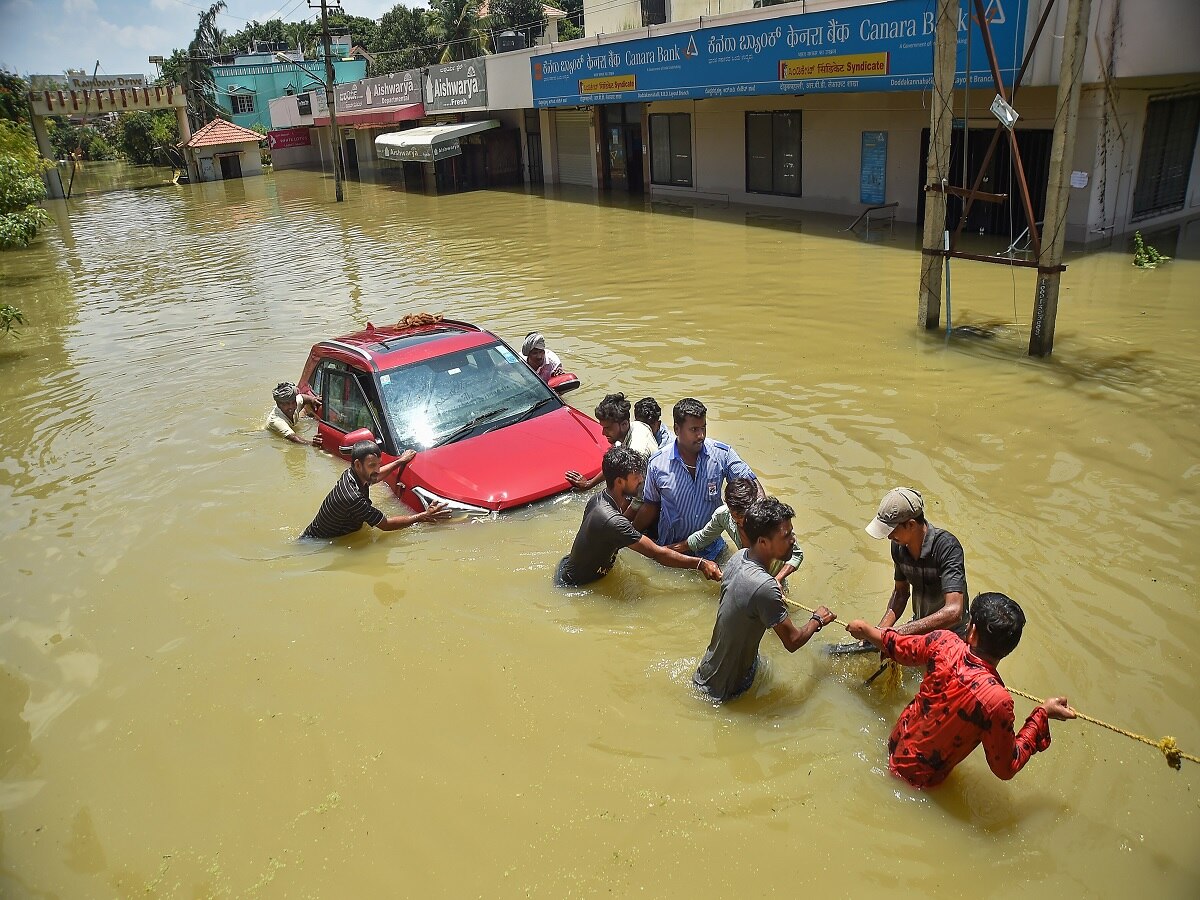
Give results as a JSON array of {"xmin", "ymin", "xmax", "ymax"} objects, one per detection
[
  {"xmin": 531, "ymin": 0, "xmax": 1026, "ymax": 107},
  {"xmin": 336, "ymin": 70, "xmax": 421, "ymax": 113},
  {"xmin": 424, "ymin": 60, "xmax": 488, "ymax": 113}
]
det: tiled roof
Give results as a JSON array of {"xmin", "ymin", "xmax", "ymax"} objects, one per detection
[{"xmin": 186, "ymin": 118, "xmax": 264, "ymax": 148}]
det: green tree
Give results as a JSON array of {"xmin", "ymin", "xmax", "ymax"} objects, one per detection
[
  {"xmin": 557, "ymin": 0, "xmax": 583, "ymax": 41},
  {"xmin": 489, "ymin": 0, "xmax": 544, "ymax": 44},
  {"xmin": 0, "ymin": 70, "xmax": 29, "ymax": 124},
  {"xmin": 0, "ymin": 120, "xmax": 52, "ymax": 249},
  {"xmin": 186, "ymin": 1, "xmax": 229, "ymax": 131},
  {"xmin": 428, "ymin": 0, "xmax": 490, "ymax": 62},
  {"xmin": 113, "ymin": 110, "xmax": 178, "ymax": 165},
  {"xmin": 373, "ymin": 4, "xmax": 438, "ymax": 74}
]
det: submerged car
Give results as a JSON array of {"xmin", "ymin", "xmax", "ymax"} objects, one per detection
[{"xmin": 298, "ymin": 318, "xmax": 606, "ymax": 515}]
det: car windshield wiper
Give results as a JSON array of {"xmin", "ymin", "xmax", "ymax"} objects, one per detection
[
  {"xmin": 436, "ymin": 407, "xmax": 507, "ymax": 447},
  {"xmin": 512, "ymin": 396, "xmax": 557, "ymax": 424}
]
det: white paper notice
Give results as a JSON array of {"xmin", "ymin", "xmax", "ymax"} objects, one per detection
[{"xmin": 1070, "ymin": 170, "xmax": 1089, "ymax": 188}]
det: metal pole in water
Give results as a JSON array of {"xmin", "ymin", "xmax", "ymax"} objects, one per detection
[{"xmin": 944, "ymin": 229, "xmax": 952, "ymax": 336}]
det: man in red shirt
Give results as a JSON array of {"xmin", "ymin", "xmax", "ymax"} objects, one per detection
[{"xmin": 847, "ymin": 592, "xmax": 1076, "ymax": 789}]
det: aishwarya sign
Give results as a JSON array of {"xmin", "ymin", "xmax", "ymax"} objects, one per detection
[
  {"xmin": 267, "ymin": 128, "xmax": 313, "ymax": 150},
  {"xmin": 377, "ymin": 138, "xmax": 462, "ymax": 163},
  {"xmin": 424, "ymin": 60, "xmax": 488, "ymax": 113},
  {"xmin": 531, "ymin": 0, "xmax": 1027, "ymax": 107},
  {"xmin": 337, "ymin": 70, "xmax": 421, "ymax": 113}
]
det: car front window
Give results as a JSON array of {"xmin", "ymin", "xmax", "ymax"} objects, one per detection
[{"xmin": 378, "ymin": 342, "xmax": 557, "ymax": 450}]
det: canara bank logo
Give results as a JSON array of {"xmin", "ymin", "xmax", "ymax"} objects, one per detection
[
  {"xmin": 983, "ymin": 0, "xmax": 1006, "ymax": 24},
  {"xmin": 534, "ymin": 62, "xmax": 543, "ymax": 80},
  {"xmin": 685, "ymin": 35, "xmax": 699, "ymax": 58}
]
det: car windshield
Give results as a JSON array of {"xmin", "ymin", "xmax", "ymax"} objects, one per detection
[{"xmin": 377, "ymin": 341, "xmax": 558, "ymax": 450}]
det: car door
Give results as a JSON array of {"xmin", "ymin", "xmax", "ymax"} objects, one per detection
[{"xmin": 313, "ymin": 359, "xmax": 387, "ymax": 461}]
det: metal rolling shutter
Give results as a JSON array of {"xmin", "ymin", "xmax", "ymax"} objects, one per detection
[{"xmin": 555, "ymin": 110, "xmax": 593, "ymax": 186}]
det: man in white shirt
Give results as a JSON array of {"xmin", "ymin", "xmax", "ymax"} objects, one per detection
[
  {"xmin": 566, "ymin": 392, "xmax": 659, "ymax": 496},
  {"xmin": 522, "ymin": 331, "xmax": 564, "ymax": 383},
  {"xmin": 265, "ymin": 382, "xmax": 321, "ymax": 446}
]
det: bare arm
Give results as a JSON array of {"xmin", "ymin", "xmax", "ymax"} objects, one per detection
[
  {"xmin": 378, "ymin": 449, "xmax": 417, "ymax": 479},
  {"xmin": 631, "ymin": 501, "xmax": 659, "ymax": 534},
  {"xmin": 564, "ymin": 470, "xmax": 603, "ymax": 491},
  {"xmin": 375, "ymin": 501, "xmax": 450, "ymax": 531},
  {"xmin": 628, "ymin": 536, "xmax": 721, "ymax": 580},
  {"xmin": 893, "ymin": 591, "xmax": 965, "ymax": 636},
  {"xmin": 773, "ymin": 605, "xmax": 835, "ymax": 652},
  {"xmin": 878, "ymin": 580, "xmax": 910, "ymax": 629}
]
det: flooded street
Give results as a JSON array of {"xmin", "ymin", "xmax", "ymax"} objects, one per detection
[{"xmin": 1, "ymin": 167, "xmax": 1198, "ymax": 897}]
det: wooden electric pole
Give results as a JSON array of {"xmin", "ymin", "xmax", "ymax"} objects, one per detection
[
  {"xmin": 1028, "ymin": 0, "xmax": 1092, "ymax": 356},
  {"xmin": 314, "ymin": 0, "xmax": 344, "ymax": 202},
  {"xmin": 917, "ymin": 0, "xmax": 959, "ymax": 330}
]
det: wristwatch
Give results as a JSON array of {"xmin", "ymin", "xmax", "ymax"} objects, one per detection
[{"xmin": 810, "ymin": 613, "xmax": 824, "ymax": 631}]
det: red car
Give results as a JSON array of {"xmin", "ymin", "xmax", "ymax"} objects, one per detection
[{"xmin": 298, "ymin": 318, "xmax": 606, "ymax": 516}]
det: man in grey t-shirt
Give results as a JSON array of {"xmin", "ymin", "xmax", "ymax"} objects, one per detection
[
  {"xmin": 864, "ymin": 487, "xmax": 969, "ymax": 637},
  {"xmin": 556, "ymin": 446, "xmax": 721, "ymax": 587},
  {"xmin": 694, "ymin": 497, "xmax": 835, "ymax": 702}
]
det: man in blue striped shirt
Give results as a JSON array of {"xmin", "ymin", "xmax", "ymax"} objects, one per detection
[{"xmin": 631, "ymin": 398, "xmax": 761, "ymax": 561}]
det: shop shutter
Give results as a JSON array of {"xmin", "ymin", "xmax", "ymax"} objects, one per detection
[{"xmin": 556, "ymin": 110, "xmax": 594, "ymax": 186}]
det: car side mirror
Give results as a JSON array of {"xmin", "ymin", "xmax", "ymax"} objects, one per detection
[
  {"xmin": 548, "ymin": 372, "xmax": 580, "ymax": 395},
  {"xmin": 338, "ymin": 428, "xmax": 379, "ymax": 456}
]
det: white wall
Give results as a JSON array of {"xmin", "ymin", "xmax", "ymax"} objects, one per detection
[
  {"xmin": 485, "ymin": 49, "xmax": 536, "ymax": 110},
  {"xmin": 194, "ymin": 142, "xmax": 264, "ymax": 181}
]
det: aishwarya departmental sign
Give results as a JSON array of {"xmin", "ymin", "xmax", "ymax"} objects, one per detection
[
  {"xmin": 531, "ymin": 0, "xmax": 1027, "ymax": 107},
  {"xmin": 336, "ymin": 70, "xmax": 421, "ymax": 113}
]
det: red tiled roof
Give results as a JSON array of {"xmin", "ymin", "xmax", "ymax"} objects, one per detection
[{"xmin": 186, "ymin": 118, "xmax": 265, "ymax": 148}]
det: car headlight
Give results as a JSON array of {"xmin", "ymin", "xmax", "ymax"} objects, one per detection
[{"xmin": 411, "ymin": 486, "xmax": 494, "ymax": 519}]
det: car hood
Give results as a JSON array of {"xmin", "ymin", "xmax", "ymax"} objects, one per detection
[{"xmin": 408, "ymin": 407, "xmax": 607, "ymax": 510}]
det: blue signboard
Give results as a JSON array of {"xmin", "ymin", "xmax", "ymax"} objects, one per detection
[
  {"xmin": 860, "ymin": 130, "xmax": 887, "ymax": 204},
  {"xmin": 532, "ymin": 0, "xmax": 1027, "ymax": 108}
]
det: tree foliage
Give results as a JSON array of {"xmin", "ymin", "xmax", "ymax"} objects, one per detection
[
  {"xmin": 186, "ymin": 1, "xmax": 229, "ymax": 131},
  {"xmin": 489, "ymin": 0, "xmax": 544, "ymax": 40},
  {"xmin": 113, "ymin": 111, "xmax": 180, "ymax": 165},
  {"xmin": 428, "ymin": 0, "xmax": 490, "ymax": 62},
  {"xmin": 0, "ymin": 70, "xmax": 29, "ymax": 124},
  {"xmin": 0, "ymin": 121, "xmax": 52, "ymax": 249},
  {"xmin": 373, "ymin": 5, "xmax": 439, "ymax": 74}
]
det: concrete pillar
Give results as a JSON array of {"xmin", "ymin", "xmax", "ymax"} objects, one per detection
[{"xmin": 30, "ymin": 114, "xmax": 65, "ymax": 199}]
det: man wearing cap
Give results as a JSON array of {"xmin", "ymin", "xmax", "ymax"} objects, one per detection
[
  {"xmin": 265, "ymin": 382, "xmax": 322, "ymax": 446},
  {"xmin": 301, "ymin": 440, "xmax": 449, "ymax": 540},
  {"xmin": 521, "ymin": 332, "xmax": 564, "ymax": 384},
  {"xmin": 865, "ymin": 487, "xmax": 969, "ymax": 638}
]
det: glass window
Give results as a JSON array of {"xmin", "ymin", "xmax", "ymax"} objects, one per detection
[
  {"xmin": 650, "ymin": 113, "xmax": 692, "ymax": 187},
  {"xmin": 378, "ymin": 342, "xmax": 558, "ymax": 450},
  {"xmin": 231, "ymin": 94, "xmax": 255, "ymax": 115},
  {"xmin": 1132, "ymin": 94, "xmax": 1200, "ymax": 221},
  {"xmin": 322, "ymin": 365, "xmax": 382, "ymax": 437},
  {"xmin": 746, "ymin": 111, "xmax": 802, "ymax": 196}
]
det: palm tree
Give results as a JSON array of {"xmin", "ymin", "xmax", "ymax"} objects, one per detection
[
  {"xmin": 428, "ymin": 0, "xmax": 490, "ymax": 63},
  {"xmin": 187, "ymin": 1, "xmax": 228, "ymax": 129}
]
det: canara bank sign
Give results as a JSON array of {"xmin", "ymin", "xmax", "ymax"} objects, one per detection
[{"xmin": 531, "ymin": 0, "xmax": 1026, "ymax": 107}]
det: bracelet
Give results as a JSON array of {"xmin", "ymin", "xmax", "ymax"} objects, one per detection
[
  {"xmin": 696, "ymin": 559, "xmax": 703, "ymax": 570},
  {"xmin": 810, "ymin": 613, "xmax": 824, "ymax": 630}
]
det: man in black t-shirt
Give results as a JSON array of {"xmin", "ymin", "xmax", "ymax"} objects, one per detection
[
  {"xmin": 864, "ymin": 486, "xmax": 970, "ymax": 637},
  {"xmin": 556, "ymin": 446, "xmax": 722, "ymax": 587}
]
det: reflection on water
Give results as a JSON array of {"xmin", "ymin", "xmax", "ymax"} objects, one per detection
[{"xmin": 0, "ymin": 164, "xmax": 1198, "ymax": 896}]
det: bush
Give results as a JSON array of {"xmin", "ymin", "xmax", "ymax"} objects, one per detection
[{"xmin": 0, "ymin": 121, "xmax": 52, "ymax": 249}]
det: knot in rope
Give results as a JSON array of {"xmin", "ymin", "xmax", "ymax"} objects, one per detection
[{"xmin": 1158, "ymin": 736, "xmax": 1182, "ymax": 771}]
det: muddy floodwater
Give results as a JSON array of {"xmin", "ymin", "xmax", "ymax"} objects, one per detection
[{"xmin": 1, "ymin": 167, "xmax": 1198, "ymax": 897}]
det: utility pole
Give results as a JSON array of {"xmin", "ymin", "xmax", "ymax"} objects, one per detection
[
  {"xmin": 917, "ymin": 0, "xmax": 959, "ymax": 331},
  {"xmin": 1028, "ymin": 0, "xmax": 1092, "ymax": 357},
  {"xmin": 314, "ymin": 0, "xmax": 344, "ymax": 202}
]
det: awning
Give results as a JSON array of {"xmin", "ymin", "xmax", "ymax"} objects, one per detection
[
  {"xmin": 313, "ymin": 102, "xmax": 423, "ymax": 127},
  {"xmin": 374, "ymin": 119, "xmax": 500, "ymax": 164}
]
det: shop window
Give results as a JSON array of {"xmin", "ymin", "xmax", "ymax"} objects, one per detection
[
  {"xmin": 746, "ymin": 111, "xmax": 802, "ymax": 197},
  {"xmin": 650, "ymin": 113, "xmax": 692, "ymax": 187},
  {"xmin": 231, "ymin": 94, "xmax": 255, "ymax": 115},
  {"xmin": 1132, "ymin": 94, "xmax": 1200, "ymax": 221}
]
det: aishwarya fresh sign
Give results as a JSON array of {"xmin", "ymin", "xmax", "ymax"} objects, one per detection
[
  {"xmin": 531, "ymin": 0, "xmax": 1027, "ymax": 107},
  {"xmin": 377, "ymin": 138, "xmax": 462, "ymax": 163},
  {"xmin": 424, "ymin": 60, "xmax": 488, "ymax": 112}
]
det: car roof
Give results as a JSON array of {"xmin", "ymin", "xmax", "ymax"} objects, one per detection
[{"xmin": 316, "ymin": 319, "xmax": 502, "ymax": 371}]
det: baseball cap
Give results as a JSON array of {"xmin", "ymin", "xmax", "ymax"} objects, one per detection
[{"xmin": 865, "ymin": 487, "xmax": 924, "ymax": 539}]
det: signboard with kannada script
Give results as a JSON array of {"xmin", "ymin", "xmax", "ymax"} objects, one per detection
[
  {"xmin": 424, "ymin": 60, "xmax": 488, "ymax": 113},
  {"xmin": 336, "ymin": 70, "xmax": 421, "ymax": 113},
  {"xmin": 531, "ymin": 0, "xmax": 1027, "ymax": 107}
]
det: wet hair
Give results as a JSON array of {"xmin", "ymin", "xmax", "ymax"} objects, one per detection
[
  {"xmin": 672, "ymin": 397, "xmax": 707, "ymax": 426},
  {"xmin": 969, "ymin": 592, "xmax": 1026, "ymax": 659},
  {"xmin": 349, "ymin": 439, "xmax": 382, "ymax": 464},
  {"xmin": 594, "ymin": 392, "xmax": 632, "ymax": 425},
  {"xmin": 742, "ymin": 497, "xmax": 794, "ymax": 544},
  {"xmin": 634, "ymin": 397, "xmax": 661, "ymax": 426},
  {"xmin": 602, "ymin": 445, "xmax": 646, "ymax": 488},
  {"xmin": 723, "ymin": 478, "xmax": 758, "ymax": 515}
]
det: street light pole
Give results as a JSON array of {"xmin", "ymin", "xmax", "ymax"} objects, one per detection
[{"xmin": 313, "ymin": 0, "xmax": 343, "ymax": 202}]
